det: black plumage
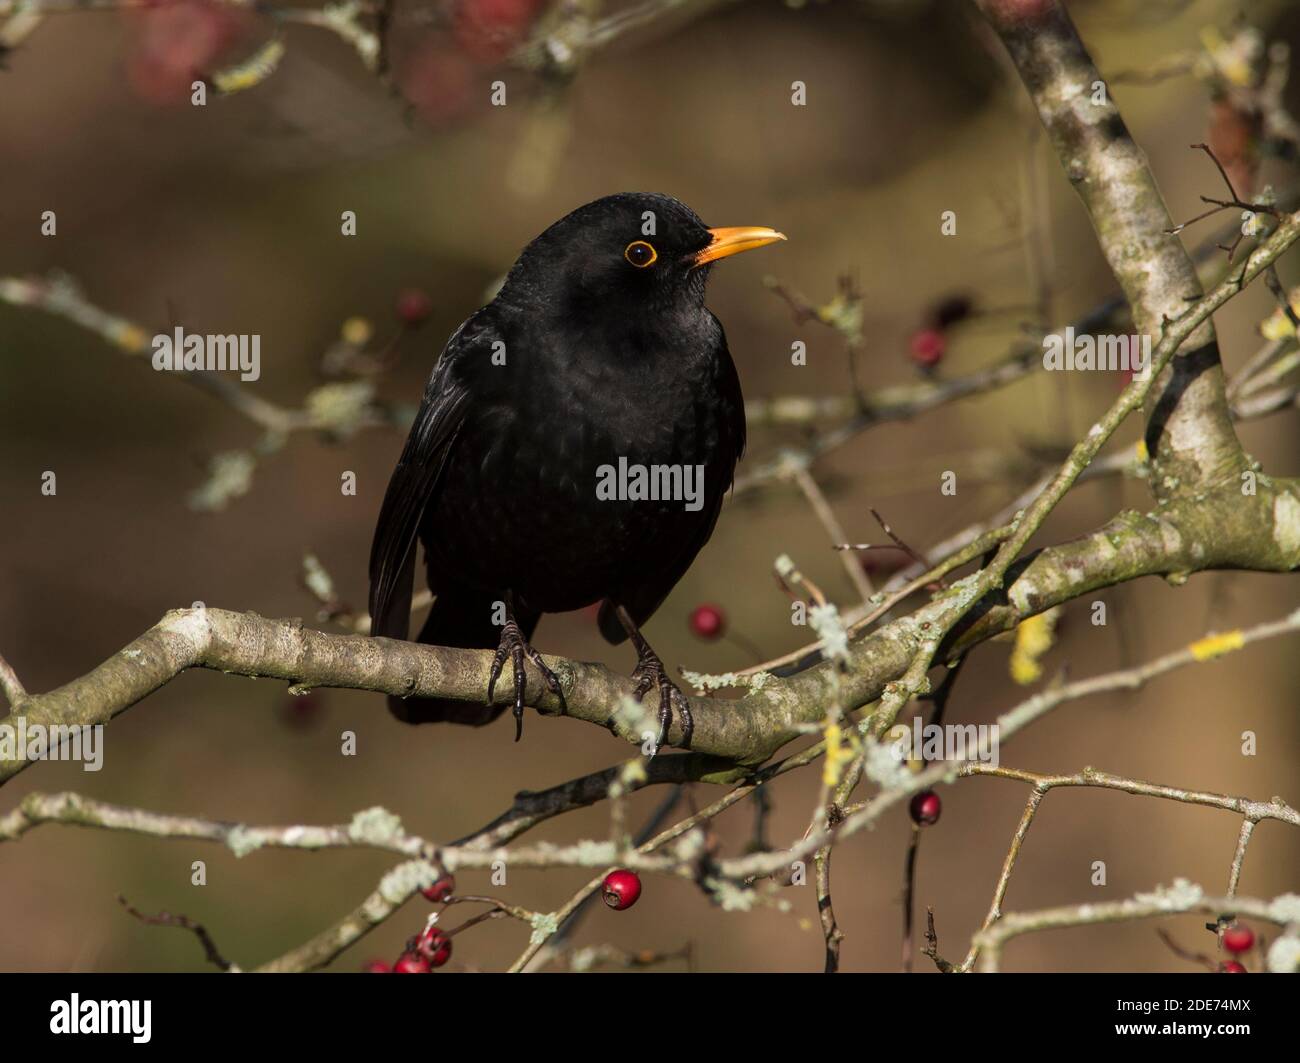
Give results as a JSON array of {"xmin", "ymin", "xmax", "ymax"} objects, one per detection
[{"xmin": 368, "ymin": 192, "xmax": 783, "ymax": 747}]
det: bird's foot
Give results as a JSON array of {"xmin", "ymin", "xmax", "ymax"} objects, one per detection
[
  {"xmin": 631, "ymin": 648, "xmax": 693, "ymax": 753},
  {"xmin": 486, "ymin": 614, "xmax": 566, "ymax": 742}
]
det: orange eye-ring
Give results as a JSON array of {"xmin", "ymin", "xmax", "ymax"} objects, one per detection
[{"xmin": 624, "ymin": 240, "xmax": 657, "ymax": 268}]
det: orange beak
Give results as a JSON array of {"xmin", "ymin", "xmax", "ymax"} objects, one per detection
[{"xmin": 692, "ymin": 226, "xmax": 786, "ymax": 267}]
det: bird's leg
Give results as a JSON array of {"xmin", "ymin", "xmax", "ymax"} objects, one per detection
[
  {"xmin": 613, "ymin": 604, "xmax": 693, "ymax": 752},
  {"xmin": 486, "ymin": 595, "xmax": 566, "ymax": 742}
]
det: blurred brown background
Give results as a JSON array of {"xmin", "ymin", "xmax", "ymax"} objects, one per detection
[{"xmin": 1, "ymin": 0, "xmax": 1297, "ymax": 972}]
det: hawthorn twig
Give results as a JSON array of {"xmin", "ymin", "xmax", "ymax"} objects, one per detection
[
  {"xmin": 118, "ymin": 896, "xmax": 235, "ymax": 972},
  {"xmin": 975, "ymin": 888, "xmax": 1295, "ymax": 973}
]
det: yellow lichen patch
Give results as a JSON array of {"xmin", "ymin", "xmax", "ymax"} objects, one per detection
[
  {"xmin": 112, "ymin": 323, "xmax": 149, "ymax": 353},
  {"xmin": 212, "ymin": 39, "xmax": 286, "ymax": 96},
  {"xmin": 1199, "ymin": 26, "xmax": 1254, "ymax": 87},
  {"xmin": 1189, "ymin": 630, "xmax": 1245, "ymax": 661},
  {"xmin": 1009, "ymin": 608, "xmax": 1061, "ymax": 685},
  {"xmin": 1259, "ymin": 286, "xmax": 1300, "ymax": 339},
  {"xmin": 822, "ymin": 722, "xmax": 858, "ymax": 788},
  {"xmin": 341, "ymin": 316, "xmax": 373, "ymax": 346}
]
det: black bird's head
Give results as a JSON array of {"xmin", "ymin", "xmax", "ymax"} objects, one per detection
[{"xmin": 499, "ymin": 192, "xmax": 785, "ymax": 327}]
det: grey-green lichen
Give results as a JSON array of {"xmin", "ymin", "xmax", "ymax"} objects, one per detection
[
  {"xmin": 808, "ymin": 603, "xmax": 849, "ymax": 665},
  {"xmin": 376, "ymin": 860, "xmax": 440, "ymax": 906},
  {"xmin": 528, "ymin": 912, "xmax": 560, "ymax": 945},
  {"xmin": 1267, "ymin": 892, "xmax": 1300, "ymax": 923},
  {"xmin": 347, "ymin": 806, "xmax": 404, "ymax": 846},
  {"xmin": 610, "ymin": 695, "xmax": 653, "ymax": 741},
  {"xmin": 1267, "ymin": 931, "xmax": 1300, "ymax": 973},
  {"xmin": 226, "ymin": 825, "xmax": 266, "ymax": 858},
  {"xmin": 1135, "ymin": 878, "xmax": 1204, "ymax": 909},
  {"xmin": 681, "ymin": 669, "xmax": 774, "ymax": 693}
]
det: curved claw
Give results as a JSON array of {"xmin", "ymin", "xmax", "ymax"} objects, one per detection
[
  {"xmin": 632, "ymin": 654, "xmax": 692, "ymax": 754},
  {"xmin": 511, "ymin": 643, "xmax": 526, "ymax": 742},
  {"xmin": 675, "ymin": 688, "xmax": 695, "ymax": 748},
  {"xmin": 524, "ymin": 645, "xmax": 567, "ymax": 715},
  {"xmin": 486, "ymin": 613, "xmax": 566, "ymax": 742}
]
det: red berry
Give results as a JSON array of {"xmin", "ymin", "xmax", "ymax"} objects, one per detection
[
  {"xmin": 279, "ymin": 690, "xmax": 325, "ymax": 731},
  {"xmin": 127, "ymin": 0, "xmax": 250, "ymax": 105},
  {"xmin": 396, "ymin": 288, "xmax": 433, "ymax": 326},
  {"xmin": 909, "ymin": 329, "xmax": 946, "ymax": 368},
  {"xmin": 362, "ymin": 959, "xmax": 391, "ymax": 973},
  {"xmin": 416, "ymin": 926, "xmax": 453, "ymax": 967},
  {"xmin": 909, "ymin": 790, "xmax": 942, "ymax": 826},
  {"xmin": 602, "ymin": 869, "xmax": 642, "ymax": 911},
  {"xmin": 398, "ymin": 36, "xmax": 476, "ymax": 128},
  {"xmin": 1222, "ymin": 924, "xmax": 1255, "ymax": 954},
  {"xmin": 689, "ymin": 604, "xmax": 726, "ymax": 640},
  {"xmin": 421, "ymin": 875, "xmax": 455, "ymax": 903},
  {"xmin": 393, "ymin": 951, "xmax": 431, "ymax": 974},
  {"xmin": 453, "ymin": 0, "xmax": 543, "ymax": 64},
  {"xmin": 1219, "ymin": 960, "xmax": 1248, "ymax": 973}
]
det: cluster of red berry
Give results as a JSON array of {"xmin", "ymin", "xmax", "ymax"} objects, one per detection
[
  {"xmin": 364, "ymin": 875, "xmax": 456, "ymax": 974},
  {"xmin": 399, "ymin": 0, "xmax": 546, "ymax": 127},
  {"xmin": 364, "ymin": 869, "xmax": 641, "ymax": 972},
  {"xmin": 123, "ymin": 0, "xmax": 546, "ymax": 116}
]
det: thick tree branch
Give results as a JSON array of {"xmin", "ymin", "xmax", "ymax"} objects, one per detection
[{"xmin": 977, "ymin": 0, "xmax": 1248, "ymax": 500}]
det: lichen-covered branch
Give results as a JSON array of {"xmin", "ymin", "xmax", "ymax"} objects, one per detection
[
  {"xmin": 977, "ymin": 0, "xmax": 1248, "ymax": 498},
  {"xmin": 974, "ymin": 885, "xmax": 1300, "ymax": 973}
]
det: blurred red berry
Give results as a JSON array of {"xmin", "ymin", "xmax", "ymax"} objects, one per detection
[
  {"xmin": 393, "ymin": 951, "xmax": 431, "ymax": 974},
  {"xmin": 362, "ymin": 959, "xmax": 391, "ymax": 973},
  {"xmin": 1219, "ymin": 960, "xmax": 1248, "ymax": 974},
  {"xmin": 279, "ymin": 690, "xmax": 325, "ymax": 731},
  {"xmin": 909, "ymin": 329, "xmax": 946, "ymax": 368},
  {"xmin": 398, "ymin": 37, "xmax": 476, "ymax": 128},
  {"xmin": 1222, "ymin": 924, "xmax": 1255, "ymax": 954},
  {"xmin": 127, "ymin": 0, "xmax": 250, "ymax": 105},
  {"xmin": 602, "ymin": 869, "xmax": 642, "ymax": 911},
  {"xmin": 453, "ymin": 0, "xmax": 543, "ymax": 64},
  {"xmin": 909, "ymin": 790, "xmax": 942, "ymax": 826},
  {"xmin": 689, "ymin": 604, "xmax": 726, "ymax": 640},
  {"xmin": 421, "ymin": 876, "xmax": 455, "ymax": 903},
  {"xmin": 396, "ymin": 288, "xmax": 433, "ymax": 326},
  {"xmin": 416, "ymin": 926, "xmax": 452, "ymax": 967}
]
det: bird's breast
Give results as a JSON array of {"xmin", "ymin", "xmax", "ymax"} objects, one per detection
[{"xmin": 423, "ymin": 339, "xmax": 736, "ymax": 611}]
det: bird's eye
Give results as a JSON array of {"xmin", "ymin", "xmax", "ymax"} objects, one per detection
[{"xmin": 624, "ymin": 240, "xmax": 657, "ymax": 268}]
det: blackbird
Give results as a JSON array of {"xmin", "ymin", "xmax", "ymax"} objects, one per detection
[{"xmin": 368, "ymin": 193, "xmax": 784, "ymax": 748}]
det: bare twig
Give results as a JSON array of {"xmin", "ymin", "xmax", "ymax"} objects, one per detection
[{"xmin": 118, "ymin": 895, "xmax": 235, "ymax": 972}]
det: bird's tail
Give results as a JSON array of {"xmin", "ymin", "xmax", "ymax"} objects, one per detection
[{"xmin": 386, "ymin": 588, "xmax": 539, "ymax": 726}]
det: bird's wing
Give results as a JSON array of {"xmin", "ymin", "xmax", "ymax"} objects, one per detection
[{"xmin": 368, "ymin": 315, "xmax": 488, "ymax": 640}]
